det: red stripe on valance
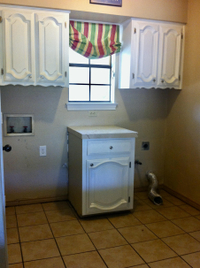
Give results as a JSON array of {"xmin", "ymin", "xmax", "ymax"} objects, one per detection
[{"xmin": 69, "ymin": 21, "xmax": 121, "ymax": 59}]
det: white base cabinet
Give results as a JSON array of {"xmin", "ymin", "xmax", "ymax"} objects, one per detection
[
  {"xmin": 67, "ymin": 126, "xmax": 138, "ymax": 216},
  {"xmin": 0, "ymin": 5, "xmax": 69, "ymax": 87},
  {"xmin": 119, "ymin": 19, "xmax": 185, "ymax": 90}
]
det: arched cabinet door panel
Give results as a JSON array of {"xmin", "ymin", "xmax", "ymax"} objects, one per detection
[
  {"xmin": 2, "ymin": 9, "xmax": 35, "ymax": 85},
  {"xmin": 158, "ymin": 25, "xmax": 183, "ymax": 88},
  {"xmin": 132, "ymin": 21, "xmax": 159, "ymax": 88},
  {"xmin": 86, "ymin": 157, "xmax": 130, "ymax": 214},
  {"xmin": 36, "ymin": 13, "xmax": 68, "ymax": 87}
]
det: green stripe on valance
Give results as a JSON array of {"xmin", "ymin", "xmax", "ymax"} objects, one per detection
[{"xmin": 69, "ymin": 20, "xmax": 121, "ymax": 59}]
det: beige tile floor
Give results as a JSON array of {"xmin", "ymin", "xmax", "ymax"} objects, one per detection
[{"xmin": 6, "ymin": 190, "xmax": 200, "ymax": 268}]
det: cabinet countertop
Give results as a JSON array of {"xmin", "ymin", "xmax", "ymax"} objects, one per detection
[{"xmin": 67, "ymin": 126, "xmax": 138, "ymax": 139}]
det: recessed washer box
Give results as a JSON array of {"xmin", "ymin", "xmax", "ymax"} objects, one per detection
[{"xmin": 4, "ymin": 114, "xmax": 34, "ymax": 136}]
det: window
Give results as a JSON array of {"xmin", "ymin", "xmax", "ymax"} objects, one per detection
[
  {"xmin": 67, "ymin": 20, "xmax": 121, "ymax": 111},
  {"xmin": 67, "ymin": 48, "xmax": 117, "ymax": 111}
]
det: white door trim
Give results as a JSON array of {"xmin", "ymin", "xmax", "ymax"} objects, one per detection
[{"xmin": 0, "ymin": 88, "xmax": 8, "ymax": 268}]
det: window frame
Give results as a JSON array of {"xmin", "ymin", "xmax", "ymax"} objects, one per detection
[
  {"xmin": 66, "ymin": 20, "xmax": 118, "ymax": 111},
  {"xmin": 69, "ymin": 56, "xmax": 112, "ymax": 102},
  {"xmin": 66, "ymin": 54, "xmax": 117, "ymax": 110}
]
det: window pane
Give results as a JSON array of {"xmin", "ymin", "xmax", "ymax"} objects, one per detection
[
  {"xmin": 91, "ymin": 68, "xmax": 110, "ymax": 84},
  {"xmin": 91, "ymin": 86, "xmax": 110, "ymax": 101},
  {"xmin": 69, "ymin": 85, "xmax": 89, "ymax": 101},
  {"xmin": 91, "ymin": 56, "xmax": 110, "ymax": 65},
  {"xmin": 69, "ymin": 67, "xmax": 89, "ymax": 84},
  {"xmin": 69, "ymin": 48, "xmax": 89, "ymax": 64}
]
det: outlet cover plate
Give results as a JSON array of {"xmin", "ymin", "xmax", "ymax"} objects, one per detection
[
  {"xmin": 88, "ymin": 111, "xmax": 97, "ymax": 117},
  {"xmin": 40, "ymin": 145, "xmax": 46, "ymax": 156}
]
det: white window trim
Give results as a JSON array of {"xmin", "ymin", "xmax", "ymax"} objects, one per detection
[{"xmin": 66, "ymin": 102, "xmax": 118, "ymax": 111}]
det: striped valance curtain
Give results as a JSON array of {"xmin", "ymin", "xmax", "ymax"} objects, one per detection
[{"xmin": 69, "ymin": 20, "xmax": 121, "ymax": 59}]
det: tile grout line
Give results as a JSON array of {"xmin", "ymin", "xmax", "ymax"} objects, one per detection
[
  {"xmin": 14, "ymin": 204, "xmax": 76, "ymax": 266},
  {"xmin": 133, "ymin": 196, "xmax": 200, "ymax": 266},
  {"xmin": 179, "ymin": 252, "xmax": 200, "ymax": 268},
  {"xmin": 131, "ymin": 212, "xmax": 186, "ymax": 265},
  {"xmin": 169, "ymin": 216, "xmax": 200, "ymax": 235},
  {"xmin": 6, "ymin": 196, "xmax": 200, "ymax": 268},
  {"xmin": 106, "ymin": 214, "xmax": 150, "ymax": 266},
  {"xmin": 17, "ymin": 204, "xmax": 55, "ymax": 267},
  {"xmin": 147, "ymin": 256, "xmax": 193, "ymax": 268},
  {"xmin": 41, "ymin": 203, "xmax": 67, "ymax": 268},
  {"xmin": 144, "ymin": 204, "xmax": 200, "ymax": 267},
  {"xmin": 160, "ymin": 220, "xmax": 200, "ymax": 265},
  {"xmin": 14, "ymin": 205, "xmax": 25, "ymax": 268},
  {"xmin": 76, "ymin": 216, "xmax": 109, "ymax": 268}
]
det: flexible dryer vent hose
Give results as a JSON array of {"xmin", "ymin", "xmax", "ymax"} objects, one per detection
[{"xmin": 146, "ymin": 171, "xmax": 163, "ymax": 205}]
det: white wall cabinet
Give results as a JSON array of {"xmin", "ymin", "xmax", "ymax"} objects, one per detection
[
  {"xmin": 67, "ymin": 126, "xmax": 137, "ymax": 216},
  {"xmin": 119, "ymin": 19, "xmax": 185, "ymax": 89},
  {"xmin": 0, "ymin": 6, "xmax": 69, "ymax": 87}
]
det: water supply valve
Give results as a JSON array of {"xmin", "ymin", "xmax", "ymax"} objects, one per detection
[{"xmin": 135, "ymin": 160, "xmax": 142, "ymax": 165}]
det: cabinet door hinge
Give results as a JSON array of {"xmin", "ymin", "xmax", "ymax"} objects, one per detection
[
  {"xmin": 1, "ymin": 68, "xmax": 4, "ymax": 75},
  {"xmin": 132, "ymin": 73, "xmax": 135, "ymax": 79},
  {"xmin": 65, "ymin": 71, "xmax": 67, "ymax": 77},
  {"xmin": 181, "ymin": 32, "xmax": 183, "ymax": 39},
  {"xmin": 134, "ymin": 28, "xmax": 136, "ymax": 34},
  {"xmin": 179, "ymin": 75, "xmax": 181, "ymax": 81},
  {"xmin": 0, "ymin": 16, "xmax": 2, "ymax": 23},
  {"xmin": 128, "ymin": 196, "xmax": 130, "ymax": 203},
  {"xmin": 65, "ymin": 22, "xmax": 67, "ymax": 28},
  {"xmin": 129, "ymin": 162, "xmax": 131, "ymax": 168}
]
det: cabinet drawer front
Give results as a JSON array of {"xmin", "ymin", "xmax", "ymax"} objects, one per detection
[{"xmin": 87, "ymin": 139, "xmax": 132, "ymax": 155}]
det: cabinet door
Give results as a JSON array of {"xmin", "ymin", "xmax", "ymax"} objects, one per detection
[
  {"xmin": 36, "ymin": 12, "xmax": 68, "ymax": 87},
  {"xmin": 86, "ymin": 157, "xmax": 132, "ymax": 214},
  {"xmin": 132, "ymin": 21, "xmax": 159, "ymax": 88},
  {"xmin": 1, "ymin": 9, "xmax": 35, "ymax": 85},
  {"xmin": 158, "ymin": 24, "xmax": 183, "ymax": 89}
]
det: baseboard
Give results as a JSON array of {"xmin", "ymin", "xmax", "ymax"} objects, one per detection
[
  {"xmin": 6, "ymin": 195, "xmax": 68, "ymax": 207},
  {"xmin": 162, "ymin": 185, "xmax": 200, "ymax": 211},
  {"xmin": 7, "ymin": 185, "xmax": 199, "ymax": 210},
  {"xmin": 134, "ymin": 186, "xmax": 148, "ymax": 193},
  {"xmin": 134, "ymin": 183, "xmax": 164, "ymax": 193}
]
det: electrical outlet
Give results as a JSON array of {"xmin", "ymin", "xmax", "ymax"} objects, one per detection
[
  {"xmin": 88, "ymin": 111, "xmax": 97, "ymax": 117},
  {"xmin": 40, "ymin": 145, "xmax": 46, "ymax": 156},
  {"xmin": 142, "ymin": 142, "xmax": 150, "ymax": 150}
]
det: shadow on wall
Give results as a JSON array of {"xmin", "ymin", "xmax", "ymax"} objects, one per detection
[
  {"xmin": 117, "ymin": 87, "xmax": 181, "ymax": 190},
  {"xmin": 118, "ymin": 88, "xmax": 181, "ymax": 121},
  {"xmin": 1, "ymin": 85, "xmax": 69, "ymax": 202},
  {"xmin": 1, "ymin": 85, "xmax": 64, "ymax": 123},
  {"xmin": 167, "ymin": 89, "xmax": 182, "ymax": 113},
  {"xmin": 56, "ymin": 126, "xmax": 69, "ymax": 199}
]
